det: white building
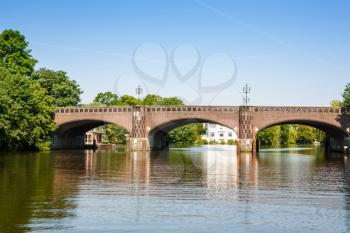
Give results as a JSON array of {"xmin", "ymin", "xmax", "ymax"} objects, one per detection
[{"xmin": 202, "ymin": 123, "xmax": 237, "ymax": 143}]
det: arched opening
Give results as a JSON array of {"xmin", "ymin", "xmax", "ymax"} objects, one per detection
[
  {"xmin": 148, "ymin": 118, "xmax": 238, "ymax": 150},
  {"xmin": 255, "ymin": 120, "xmax": 349, "ymax": 152},
  {"xmin": 84, "ymin": 124, "xmax": 128, "ymax": 148},
  {"xmin": 52, "ymin": 120, "xmax": 130, "ymax": 149}
]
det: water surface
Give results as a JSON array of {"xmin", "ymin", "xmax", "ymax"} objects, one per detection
[{"xmin": 0, "ymin": 146, "xmax": 349, "ymax": 233}]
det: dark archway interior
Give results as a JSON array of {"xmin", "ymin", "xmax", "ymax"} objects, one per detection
[
  {"xmin": 53, "ymin": 120, "xmax": 130, "ymax": 149},
  {"xmin": 56, "ymin": 120, "xmax": 129, "ymax": 138},
  {"xmin": 57, "ymin": 120, "xmax": 110, "ymax": 138}
]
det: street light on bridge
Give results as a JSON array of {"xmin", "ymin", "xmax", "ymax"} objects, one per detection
[
  {"xmin": 243, "ymin": 84, "xmax": 251, "ymax": 106},
  {"xmin": 136, "ymin": 85, "xmax": 143, "ymax": 100}
]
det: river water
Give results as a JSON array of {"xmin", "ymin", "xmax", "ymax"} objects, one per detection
[{"xmin": 0, "ymin": 145, "xmax": 349, "ymax": 233}]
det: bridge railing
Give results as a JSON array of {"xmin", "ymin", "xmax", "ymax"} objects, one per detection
[
  {"xmin": 252, "ymin": 106, "xmax": 344, "ymax": 114},
  {"xmin": 54, "ymin": 106, "xmax": 350, "ymax": 114},
  {"xmin": 145, "ymin": 106, "xmax": 240, "ymax": 112},
  {"xmin": 55, "ymin": 106, "xmax": 133, "ymax": 114}
]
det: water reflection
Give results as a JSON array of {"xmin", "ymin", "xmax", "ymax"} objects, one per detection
[
  {"xmin": 0, "ymin": 147, "xmax": 349, "ymax": 233},
  {"xmin": 0, "ymin": 152, "xmax": 80, "ymax": 233}
]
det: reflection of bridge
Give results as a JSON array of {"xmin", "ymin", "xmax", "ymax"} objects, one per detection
[{"xmin": 52, "ymin": 106, "xmax": 350, "ymax": 152}]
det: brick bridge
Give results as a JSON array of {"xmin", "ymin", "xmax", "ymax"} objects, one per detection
[{"xmin": 53, "ymin": 106, "xmax": 350, "ymax": 153}]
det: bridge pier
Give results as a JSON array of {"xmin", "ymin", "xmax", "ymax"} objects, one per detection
[
  {"xmin": 148, "ymin": 131, "xmax": 169, "ymax": 150},
  {"xmin": 345, "ymin": 137, "xmax": 350, "ymax": 154},
  {"xmin": 237, "ymin": 139, "xmax": 256, "ymax": 152},
  {"xmin": 126, "ymin": 106, "xmax": 151, "ymax": 152},
  {"xmin": 326, "ymin": 136, "xmax": 347, "ymax": 153},
  {"xmin": 125, "ymin": 137, "xmax": 150, "ymax": 152},
  {"xmin": 236, "ymin": 106, "xmax": 256, "ymax": 153}
]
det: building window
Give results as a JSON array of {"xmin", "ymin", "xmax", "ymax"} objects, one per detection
[
  {"xmin": 210, "ymin": 132, "xmax": 215, "ymax": 137},
  {"xmin": 219, "ymin": 132, "xmax": 224, "ymax": 137},
  {"xmin": 228, "ymin": 132, "xmax": 232, "ymax": 137}
]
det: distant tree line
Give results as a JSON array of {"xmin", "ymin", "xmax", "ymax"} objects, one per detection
[
  {"xmin": 92, "ymin": 92, "xmax": 183, "ymax": 106},
  {"xmin": 256, "ymin": 125, "xmax": 326, "ymax": 147}
]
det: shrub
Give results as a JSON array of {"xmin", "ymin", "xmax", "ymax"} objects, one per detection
[{"xmin": 227, "ymin": 139, "xmax": 236, "ymax": 145}]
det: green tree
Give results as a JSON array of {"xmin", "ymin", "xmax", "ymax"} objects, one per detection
[
  {"xmin": 0, "ymin": 29, "xmax": 37, "ymax": 76},
  {"xmin": 330, "ymin": 99, "xmax": 342, "ymax": 107},
  {"xmin": 0, "ymin": 67, "xmax": 56, "ymax": 150},
  {"xmin": 256, "ymin": 126, "xmax": 281, "ymax": 147},
  {"xmin": 143, "ymin": 94, "xmax": 162, "ymax": 105},
  {"xmin": 257, "ymin": 124, "xmax": 325, "ymax": 146},
  {"xmin": 118, "ymin": 95, "xmax": 142, "ymax": 106},
  {"xmin": 342, "ymin": 83, "xmax": 350, "ymax": 107},
  {"xmin": 103, "ymin": 125, "xmax": 128, "ymax": 144},
  {"xmin": 280, "ymin": 125, "xmax": 289, "ymax": 145},
  {"xmin": 168, "ymin": 124, "xmax": 201, "ymax": 145},
  {"xmin": 159, "ymin": 97, "xmax": 184, "ymax": 105},
  {"xmin": 31, "ymin": 68, "xmax": 82, "ymax": 107},
  {"xmin": 93, "ymin": 91, "xmax": 118, "ymax": 106},
  {"xmin": 296, "ymin": 125, "xmax": 315, "ymax": 144},
  {"xmin": 287, "ymin": 127, "xmax": 298, "ymax": 144},
  {"xmin": 313, "ymin": 128, "xmax": 326, "ymax": 143},
  {"xmin": 168, "ymin": 124, "xmax": 205, "ymax": 145},
  {"xmin": 142, "ymin": 94, "xmax": 184, "ymax": 106}
]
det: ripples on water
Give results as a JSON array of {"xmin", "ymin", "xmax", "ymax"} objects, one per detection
[{"xmin": 0, "ymin": 146, "xmax": 349, "ymax": 233}]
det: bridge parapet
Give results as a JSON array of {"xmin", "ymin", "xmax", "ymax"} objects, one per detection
[
  {"xmin": 55, "ymin": 106, "xmax": 133, "ymax": 114},
  {"xmin": 54, "ymin": 106, "xmax": 350, "ymax": 114},
  {"xmin": 252, "ymin": 106, "xmax": 344, "ymax": 113},
  {"xmin": 145, "ymin": 106, "xmax": 240, "ymax": 112}
]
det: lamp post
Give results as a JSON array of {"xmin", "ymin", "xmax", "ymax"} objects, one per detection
[
  {"xmin": 135, "ymin": 85, "xmax": 143, "ymax": 100},
  {"xmin": 243, "ymin": 84, "xmax": 251, "ymax": 106}
]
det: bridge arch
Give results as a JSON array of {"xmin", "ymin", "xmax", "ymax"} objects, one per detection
[
  {"xmin": 254, "ymin": 119, "xmax": 349, "ymax": 152},
  {"xmin": 52, "ymin": 119, "xmax": 131, "ymax": 149},
  {"xmin": 56, "ymin": 119, "xmax": 131, "ymax": 137},
  {"xmin": 52, "ymin": 106, "xmax": 133, "ymax": 149},
  {"xmin": 255, "ymin": 119, "xmax": 348, "ymax": 139},
  {"xmin": 147, "ymin": 117, "xmax": 238, "ymax": 150}
]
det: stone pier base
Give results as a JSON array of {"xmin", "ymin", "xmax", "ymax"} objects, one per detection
[
  {"xmin": 326, "ymin": 137, "xmax": 346, "ymax": 153},
  {"xmin": 343, "ymin": 137, "xmax": 350, "ymax": 154},
  {"xmin": 126, "ymin": 137, "xmax": 150, "ymax": 152},
  {"xmin": 237, "ymin": 139, "xmax": 256, "ymax": 152}
]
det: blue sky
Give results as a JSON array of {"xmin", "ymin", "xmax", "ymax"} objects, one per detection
[{"xmin": 1, "ymin": 0, "xmax": 349, "ymax": 106}]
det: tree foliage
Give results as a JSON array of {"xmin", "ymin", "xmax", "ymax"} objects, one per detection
[
  {"xmin": 256, "ymin": 126, "xmax": 281, "ymax": 147},
  {"xmin": 330, "ymin": 99, "xmax": 342, "ymax": 107},
  {"xmin": 0, "ymin": 29, "xmax": 37, "ymax": 76},
  {"xmin": 142, "ymin": 94, "xmax": 184, "ymax": 106},
  {"xmin": 0, "ymin": 29, "xmax": 83, "ymax": 151},
  {"xmin": 101, "ymin": 124, "xmax": 128, "ymax": 144},
  {"xmin": 158, "ymin": 97, "xmax": 184, "ymax": 106},
  {"xmin": 93, "ymin": 91, "xmax": 118, "ymax": 106},
  {"xmin": 0, "ymin": 67, "xmax": 56, "ymax": 150},
  {"xmin": 31, "ymin": 68, "xmax": 82, "ymax": 107},
  {"xmin": 256, "ymin": 124, "xmax": 326, "ymax": 146},
  {"xmin": 342, "ymin": 83, "xmax": 350, "ymax": 108},
  {"xmin": 168, "ymin": 124, "xmax": 205, "ymax": 146},
  {"xmin": 142, "ymin": 94, "xmax": 162, "ymax": 105},
  {"xmin": 118, "ymin": 95, "xmax": 142, "ymax": 106}
]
